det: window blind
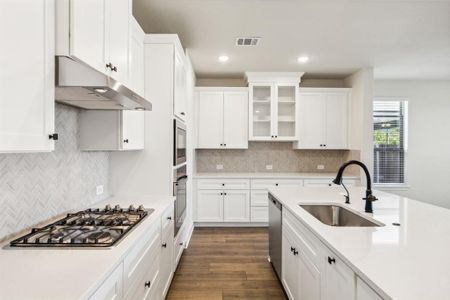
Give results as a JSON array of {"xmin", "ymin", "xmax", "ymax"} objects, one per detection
[{"xmin": 373, "ymin": 100, "xmax": 407, "ymax": 184}]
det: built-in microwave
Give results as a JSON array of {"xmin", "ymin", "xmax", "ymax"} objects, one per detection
[{"xmin": 173, "ymin": 119, "xmax": 186, "ymax": 166}]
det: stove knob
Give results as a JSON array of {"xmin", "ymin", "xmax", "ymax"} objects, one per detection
[
  {"xmin": 138, "ymin": 205, "xmax": 145, "ymax": 211},
  {"xmin": 105, "ymin": 204, "xmax": 111, "ymax": 211},
  {"xmin": 114, "ymin": 205, "xmax": 121, "ymax": 211},
  {"xmin": 129, "ymin": 205, "xmax": 136, "ymax": 211}
]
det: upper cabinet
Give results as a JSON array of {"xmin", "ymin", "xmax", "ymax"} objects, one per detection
[
  {"xmin": 0, "ymin": 0, "xmax": 55, "ymax": 153},
  {"xmin": 129, "ymin": 17, "xmax": 145, "ymax": 96},
  {"xmin": 56, "ymin": 0, "xmax": 131, "ymax": 84},
  {"xmin": 196, "ymin": 88, "xmax": 249, "ymax": 149},
  {"xmin": 174, "ymin": 52, "xmax": 187, "ymax": 121},
  {"xmin": 294, "ymin": 88, "xmax": 350, "ymax": 150},
  {"xmin": 246, "ymin": 72, "xmax": 304, "ymax": 141}
]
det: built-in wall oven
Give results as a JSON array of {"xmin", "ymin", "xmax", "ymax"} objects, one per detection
[
  {"xmin": 173, "ymin": 164, "xmax": 187, "ymax": 237},
  {"xmin": 173, "ymin": 119, "xmax": 186, "ymax": 166}
]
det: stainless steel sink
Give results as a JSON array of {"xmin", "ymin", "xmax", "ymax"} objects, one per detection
[{"xmin": 299, "ymin": 204, "xmax": 383, "ymax": 227}]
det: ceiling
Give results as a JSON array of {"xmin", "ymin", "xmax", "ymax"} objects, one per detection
[{"xmin": 133, "ymin": 0, "xmax": 450, "ymax": 80}]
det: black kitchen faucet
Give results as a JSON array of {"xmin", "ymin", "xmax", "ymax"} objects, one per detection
[{"xmin": 332, "ymin": 160, "xmax": 378, "ymax": 213}]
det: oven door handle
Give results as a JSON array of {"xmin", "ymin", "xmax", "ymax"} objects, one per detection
[{"xmin": 176, "ymin": 175, "xmax": 188, "ymax": 181}]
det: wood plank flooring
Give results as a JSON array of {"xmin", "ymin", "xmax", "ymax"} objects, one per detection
[{"xmin": 166, "ymin": 227, "xmax": 287, "ymax": 300}]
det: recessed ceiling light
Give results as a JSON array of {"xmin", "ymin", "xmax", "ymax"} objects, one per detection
[
  {"xmin": 218, "ymin": 55, "xmax": 229, "ymax": 62},
  {"xmin": 297, "ymin": 56, "xmax": 309, "ymax": 63}
]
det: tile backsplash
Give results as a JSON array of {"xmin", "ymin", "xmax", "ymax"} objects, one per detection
[
  {"xmin": 196, "ymin": 142, "xmax": 360, "ymax": 174},
  {"xmin": 0, "ymin": 104, "xmax": 110, "ymax": 241}
]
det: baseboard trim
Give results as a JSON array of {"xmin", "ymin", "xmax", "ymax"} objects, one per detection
[{"xmin": 194, "ymin": 222, "xmax": 268, "ymax": 227}]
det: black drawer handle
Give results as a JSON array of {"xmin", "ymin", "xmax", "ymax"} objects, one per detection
[
  {"xmin": 49, "ymin": 133, "xmax": 58, "ymax": 140},
  {"xmin": 123, "ymin": 139, "xmax": 129, "ymax": 143},
  {"xmin": 144, "ymin": 281, "xmax": 151, "ymax": 288},
  {"xmin": 162, "ymin": 243, "xmax": 167, "ymax": 248},
  {"xmin": 328, "ymin": 256, "xmax": 336, "ymax": 264},
  {"xmin": 290, "ymin": 246, "xmax": 295, "ymax": 252},
  {"xmin": 293, "ymin": 250, "xmax": 298, "ymax": 255},
  {"xmin": 167, "ymin": 216, "xmax": 172, "ymax": 220}
]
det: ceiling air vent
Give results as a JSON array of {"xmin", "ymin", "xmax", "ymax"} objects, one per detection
[{"xmin": 235, "ymin": 37, "xmax": 261, "ymax": 47}]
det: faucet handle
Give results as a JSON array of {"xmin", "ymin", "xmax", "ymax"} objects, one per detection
[{"xmin": 363, "ymin": 194, "xmax": 378, "ymax": 202}]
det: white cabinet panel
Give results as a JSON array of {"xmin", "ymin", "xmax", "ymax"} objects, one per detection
[
  {"xmin": 107, "ymin": 0, "xmax": 130, "ymax": 83},
  {"xmin": 223, "ymin": 92, "xmax": 248, "ymax": 148},
  {"xmin": 90, "ymin": 263, "xmax": 124, "ymax": 300},
  {"xmin": 70, "ymin": 0, "xmax": 107, "ymax": 74},
  {"xmin": 160, "ymin": 229, "xmax": 174, "ymax": 298},
  {"xmin": 251, "ymin": 179, "xmax": 303, "ymax": 190},
  {"xmin": 121, "ymin": 111, "xmax": 145, "ymax": 150},
  {"xmin": 282, "ymin": 226, "xmax": 300, "ymax": 300},
  {"xmin": 356, "ymin": 277, "xmax": 383, "ymax": 300},
  {"xmin": 298, "ymin": 250, "xmax": 321, "ymax": 300},
  {"xmin": 197, "ymin": 179, "xmax": 250, "ymax": 190},
  {"xmin": 251, "ymin": 206, "xmax": 268, "ymax": 222},
  {"xmin": 174, "ymin": 52, "xmax": 187, "ymax": 120},
  {"xmin": 196, "ymin": 190, "xmax": 223, "ymax": 222},
  {"xmin": 325, "ymin": 93, "xmax": 348, "ymax": 149},
  {"xmin": 223, "ymin": 190, "xmax": 250, "ymax": 222},
  {"xmin": 0, "ymin": 0, "xmax": 55, "ymax": 152},
  {"xmin": 129, "ymin": 18, "xmax": 145, "ymax": 96},
  {"xmin": 324, "ymin": 251, "xmax": 356, "ymax": 300},
  {"xmin": 297, "ymin": 93, "xmax": 325, "ymax": 149},
  {"xmin": 197, "ymin": 92, "xmax": 223, "ymax": 148},
  {"xmin": 251, "ymin": 190, "xmax": 269, "ymax": 207}
]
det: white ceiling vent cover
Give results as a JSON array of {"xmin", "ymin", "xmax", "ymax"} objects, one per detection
[{"xmin": 235, "ymin": 37, "xmax": 261, "ymax": 47}]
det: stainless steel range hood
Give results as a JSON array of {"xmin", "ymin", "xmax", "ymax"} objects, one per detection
[{"xmin": 55, "ymin": 56, "xmax": 152, "ymax": 110}]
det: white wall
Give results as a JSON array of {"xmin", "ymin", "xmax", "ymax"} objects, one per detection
[{"xmin": 374, "ymin": 80, "xmax": 450, "ymax": 209}]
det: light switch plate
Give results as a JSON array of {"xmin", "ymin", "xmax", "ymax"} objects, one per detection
[
  {"xmin": 216, "ymin": 164, "xmax": 224, "ymax": 170},
  {"xmin": 96, "ymin": 185, "xmax": 104, "ymax": 196},
  {"xmin": 317, "ymin": 164, "xmax": 325, "ymax": 170},
  {"xmin": 266, "ymin": 165, "xmax": 273, "ymax": 170}
]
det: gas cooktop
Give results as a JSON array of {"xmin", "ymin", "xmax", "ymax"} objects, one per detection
[{"xmin": 9, "ymin": 205, "xmax": 154, "ymax": 248}]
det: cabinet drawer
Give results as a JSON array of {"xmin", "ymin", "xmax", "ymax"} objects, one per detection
[
  {"xmin": 125, "ymin": 253, "xmax": 160, "ymax": 300},
  {"xmin": 161, "ymin": 204, "xmax": 174, "ymax": 236},
  {"xmin": 89, "ymin": 263, "xmax": 123, "ymax": 300},
  {"xmin": 251, "ymin": 206, "xmax": 268, "ymax": 222},
  {"xmin": 283, "ymin": 210, "xmax": 321, "ymax": 266},
  {"xmin": 197, "ymin": 179, "xmax": 250, "ymax": 190},
  {"xmin": 123, "ymin": 222, "xmax": 160, "ymax": 296},
  {"xmin": 303, "ymin": 179, "xmax": 333, "ymax": 187},
  {"xmin": 251, "ymin": 179, "xmax": 303, "ymax": 190},
  {"xmin": 251, "ymin": 190, "xmax": 269, "ymax": 206}
]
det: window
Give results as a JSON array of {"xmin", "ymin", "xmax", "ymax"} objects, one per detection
[{"xmin": 373, "ymin": 100, "xmax": 408, "ymax": 185}]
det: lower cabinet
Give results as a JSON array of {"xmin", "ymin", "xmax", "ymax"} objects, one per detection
[
  {"xmin": 282, "ymin": 209, "xmax": 374, "ymax": 300},
  {"xmin": 89, "ymin": 263, "xmax": 124, "ymax": 300},
  {"xmin": 196, "ymin": 190, "xmax": 224, "ymax": 222},
  {"xmin": 159, "ymin": 229, "xmax": 174, "ymax": 298},
  {"xmin": 196, "ymin": 189, "xmax": 250, "ymax": 222}
]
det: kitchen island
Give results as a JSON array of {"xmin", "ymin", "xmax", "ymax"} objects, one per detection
[{"xmin": 269, "ymin": 186, "xmax": 450, "ymax": 300}]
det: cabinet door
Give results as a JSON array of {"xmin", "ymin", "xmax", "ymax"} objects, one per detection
[
  {"xmin": 89, "ymin": 263, "xmax": 123, "ymax": 300},
  {"xmin": 196, "ymin": 190, "xmax": 223, "ymax": 222},
  {"xmin": 298, "ymin": 251, "xmax": 321, "ymax": 300},
  {"xmin": 324, "ymin": 93, "xmax": 348, "ymax": 149},
  {"xmin": 160, "ymin": 230, "xmax": 174, "ymax": 298},
  {"xmin": 174, "ymin": 52, "xmax": 187, "ymax": 120},
  {"xmin": 223, "ymin": 92, "xmax": 248, "ymax": 148},
  {"xmin": 275, "ymin": 84, "xmax": 297, "ymax": 141},
  {"xmin": 0, "ymin": 0, "xmax": 55, "ymax": 152},
  {"xmin": 356, "ymin": 277, "xmax": 383, "ymax": 300},
  {"xmin": 249, "ymin": 83, "xmax": 273, "ymax": 140},
  {"xmin": 324, "ymin": 254, "xmax": 356, "ymax": 300},
  {"xmin": 282, "ymin": 230, "xmax": 299, "ymax": 300},
  {"xmin": 297, "ymin": 93, "xmax": 325, "ymax": 149},
  {"xmin": 197, "ymin": 92, "xmax": 224, "ymax": 148},
  {"xmin": 121, "ymin": 111, "xmax": 145, "ymax": 150},
  {"xmin": 129, "ymin": 18, "xmax": 145, "ymax": 96},
  {"xmin": 70, "ymin": 0, "xmax": 107, "ymax": 74},
  {"xmin": 107, "ymin": 0, "xmax": 130, "ymax": 83},
  {"xmin": 223, "ymin": 190, "xmax": 250, "ymax": 222}
]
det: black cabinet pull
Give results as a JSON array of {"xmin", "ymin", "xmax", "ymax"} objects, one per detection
[
  {"xmin": 123, "ymin": 139, "xmax": 129, "ymax": 143},
  {"xmin": 290, "ymin": 246, "xmax": 295, "ymax": 252},
  {"xmin": 293, "ymin": 250, "xmax": 298, "ymax": 255},
  {"xmin": 167, "ymin": 216, "xmax": 172, "ymax": 220},
  {"xmin": 179, "ymin": 242, "xmax": 184, "ymax": 246},
  {"xmin": 180, "ymin": 112, "xmax": 185, "ymax": 116},
  {"xmin": 220, "ymin": 192, "xmax": 223, "ymax": 195},
  {"xmin": 162, "ymin": 243, "xmax": 167, "ymax": 248},
  {"xmin": 275, "ymin": 183, "xmax": 279, "ymax": 186},
  {"xmin": 224, "ymin": 143, "xmax": 227, "ymax": 146},
  {"xmin": 144, "ymin": 281, "xmax": 151, "ymax": 288},
  {"xmin": 224, "ymin": 192, "xmax": 227, "ymax": 195},
  {"xmin": 111, "ymin": 65, "xmax": 117, "ymax": 72},
  {"xmin": 106, "ymin": 62, "xmax": 112, "ymax": 70},
  {"xmin": 48, "ymin": 133, "xmax": 58, "ymax": 140},
  {"xmin": 328, "ymin": 256, "xmax": 336, "ymax": 264},
  {"xmin": 222, "ymin": 183, "xmax": 225, "ymax": 186}
]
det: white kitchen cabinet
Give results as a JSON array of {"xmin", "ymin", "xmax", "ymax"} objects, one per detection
[
  {"xmin": 196, "ymin": 190, "xmax": 224, "ymax": 222},
  {"xmin": 223, "ymin": 190, "xmax": 250, "ymax": 222},
  {"xmin": 174, "ymin": 52, "xmax": 187, "ymax": 121},
  {"xmin": 160, "ymin": 228, "xmax": 174, "ymax": 298},
  {"xmin": 90, "ymin": 263, "xmax": 124, "ymax": 300},
  {"xmin": 0, "ymin": 0, "xmax": 55, "ymax": 153},
  {"xmin": 282, "ymin": 228, "xmax": 300, "ymax": 300},
  {"xmin": 246, "ymin": 72, "xmax": 303, "ymax": 141},
  {"xmin": 294, "ymin": 88, "xmax": 350, "ymax": 150},
  {"xmin": 356, "ymin": 277, "xmax": 383, "ymax": 300},
  {"xmin": 323, "ymin": 252, "xmax": 356, "ymax": 300},
  {"xmin": 196, "ymin": 88, "xmax": 248, "ymax": 149},
  {"xmin": 129, "ymin": 17, "xmax": 145, "ymax": 96},
  {"xmin": 79, "ymin": 110, "xmax": 144, "ymax": 151},
  {"xmin": 56, "ymin": 0, "xmax": 131, "ymax": 84}
]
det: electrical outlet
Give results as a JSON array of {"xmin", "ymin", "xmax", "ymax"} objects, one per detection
[
  {"xmin": 266, "ymin": 164, "xmax": 273, "ymax": 170},
  {"xmin": 317, "ymin": 164, "xmax": 325, "ymax": 170},
  {"xmin": 96, "ymin": 185, "xmax": 104, "ymax": 196},
  {"xmin": 216, "ymin": 164, "xmax": 224, "ymax": 170}
]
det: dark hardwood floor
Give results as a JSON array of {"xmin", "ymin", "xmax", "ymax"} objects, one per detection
[{"xmin": 166, "ymin": 227, "xmax": 287, "ymax": 300}]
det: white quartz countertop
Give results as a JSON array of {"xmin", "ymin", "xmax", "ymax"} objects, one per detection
[
  {"xmin": 268, "ymin": 186, "xmax": 450, "ymax": 300},
  {"xmin": 0, "ymin": 194, "xmax": 175, "ymax": 300},
  {"xmin": 194, "ymin": 172, "xmax": 359, "ymax": 179}
]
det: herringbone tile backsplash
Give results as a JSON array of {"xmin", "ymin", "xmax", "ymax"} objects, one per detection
[{"xmin": 0, "ymin": 104, "xmax": 110, "ymax": 241}]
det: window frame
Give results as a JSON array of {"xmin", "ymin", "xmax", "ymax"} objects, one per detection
[{"xmin": 373, "ymin": 97, "xmax": 409, "ymax": 189}]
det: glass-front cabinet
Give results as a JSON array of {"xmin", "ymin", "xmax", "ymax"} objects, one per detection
[{"xmin": 247, "ymin": 72, "xmax": 303, "ymax": 141}]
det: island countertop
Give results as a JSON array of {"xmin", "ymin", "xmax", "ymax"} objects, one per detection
[{"xmin": 268, "ymin": 186, "xmax": 450, "ymax": 300}]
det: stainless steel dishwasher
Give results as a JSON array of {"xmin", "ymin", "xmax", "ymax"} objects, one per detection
[{"xmin": 268, "ymin": 193, "xmax": 282, "ymax": 280}]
